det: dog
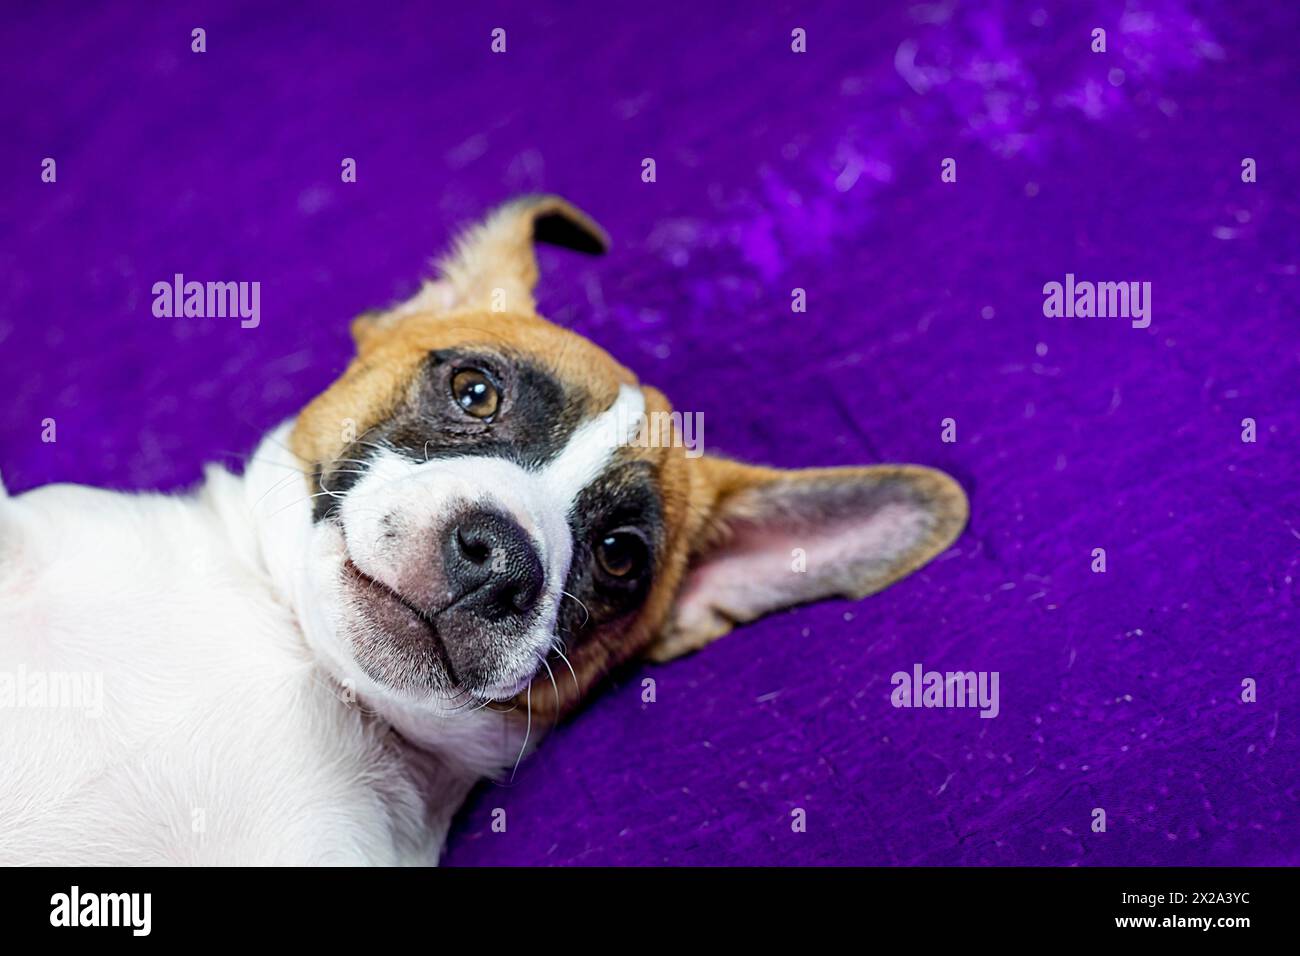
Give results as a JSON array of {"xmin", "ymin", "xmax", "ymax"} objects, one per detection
[{"xmin": 0, "ymin": 196, "xmax": 968, "ymax": 864}]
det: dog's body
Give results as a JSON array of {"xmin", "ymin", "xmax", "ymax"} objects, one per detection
[
  {"xmin": 1, "ymin": 197, "xmax": 968, "ymax": 865},
  {"xmin": 0, "ymin": 429, "xmax": 509, "ymax": 864}
]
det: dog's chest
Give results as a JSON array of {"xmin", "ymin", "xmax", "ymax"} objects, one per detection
[{"xmin": 0, "ymin": 484, "xmax": 450, "ymax": 865}]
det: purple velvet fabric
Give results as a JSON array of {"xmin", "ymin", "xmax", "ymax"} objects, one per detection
[{"xmin": 2, "ymin": 1, "xmax": 1296, "ymax": 865}]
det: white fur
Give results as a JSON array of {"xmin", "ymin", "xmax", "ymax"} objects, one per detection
[
  {"xmin": 0, "ymin": 423, "xmax": 530, "ymax": 865},
  {"xmin": 542, "ymin": 384, "xmax": 645, "ymax": 501}
]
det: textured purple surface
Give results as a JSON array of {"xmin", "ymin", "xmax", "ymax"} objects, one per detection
[{"xmin": 2, "ymin": 2, "xmax": 1297, "ymax": 865}]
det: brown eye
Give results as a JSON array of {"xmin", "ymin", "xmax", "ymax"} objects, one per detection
[
  {"xmin": 451, "ymin": 368, "xmax": 500, "ymax": 419},
  {"xmin": 595, "ymin": 529, "xmax": 650, "ymax": 581}
]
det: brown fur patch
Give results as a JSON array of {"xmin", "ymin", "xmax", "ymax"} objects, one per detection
[{"xmin": 291, "ymin": 309, "xmax": 636, "ymax": 472}]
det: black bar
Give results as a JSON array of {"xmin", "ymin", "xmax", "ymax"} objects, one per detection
[{"xmin": 0, "ymin": 866, "xmax": 1289, "ymax": 941}]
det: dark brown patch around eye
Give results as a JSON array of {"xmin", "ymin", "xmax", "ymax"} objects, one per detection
[
  {"xmin": 451, "ymin": 368, "xmax": 500, "ymax": 419},
  {"xmin": 553, "ymin": 457, "xmax": 664, "ymax": 644}
]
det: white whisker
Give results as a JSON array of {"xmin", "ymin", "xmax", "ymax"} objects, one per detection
[
  {"xmin": 550, "ymin": 642, "xmax": 581, "ymax": 696},
  {"xmin": 537, "ymin": 652, "xmax": 560, "ymax": 721},
  {"xmin": 560, "ymin": 589, "xmax": 590, "ymax": 629},
  {"xmin": 510, "ymin": 682, "xmax": 533, "ymax": 783}
]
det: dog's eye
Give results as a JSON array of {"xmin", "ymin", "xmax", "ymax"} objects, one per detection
[
  {"xmin": 451, "ymin": 368, "xmax": 500, "ymax": 419},
  {"xmin": 594, "ymin": 528, "xmax": 650, "ymax": 581}
]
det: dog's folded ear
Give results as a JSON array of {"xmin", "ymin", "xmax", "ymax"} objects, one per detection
[
  {"xmin": 353, "ymin": 195, "xmax": 607, "ymax": 347},
  {"xmin": 645, "ymin": 457, "xmax": 968, "ymax": 662},
  {"xmin": 436, "ymin": 194, "xmax": 608, "ymax": 312}
]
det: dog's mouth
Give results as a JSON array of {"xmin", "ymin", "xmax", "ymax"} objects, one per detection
[
  {"xmin": 340, "ymin": 558, "xmax": 535, "ymax": 703},
  {"xmin": 341, "ymin": 558, "xmax": 464, "ymax": 689},
  {"xmin": 342, "ymin": 558, "xmax": 439, "ymax": 634}
]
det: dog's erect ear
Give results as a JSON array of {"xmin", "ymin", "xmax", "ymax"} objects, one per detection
[
  {"xmin": 645, "ymin": 457, "xmax": 968, "ymax": 662},
  {"xmin": 352, "ymin": 195, "xmax": 607, "ymax": 346}
]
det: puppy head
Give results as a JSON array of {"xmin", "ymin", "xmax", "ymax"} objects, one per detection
[{"xmin": 290, "ymin": 196, "xmax": 968, "ymax": 723}]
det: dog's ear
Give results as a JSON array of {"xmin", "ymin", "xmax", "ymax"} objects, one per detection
[
  {"xmin": 352, "ymin": 195, "xmax": 607, "ymax": 347},
  {"xmin": 436, "ymin": 193, "xmax": 608, "ymax": 312},
  {"xmin": 645, "ymin": 456, "xmax": 968, "ymax": 662}
]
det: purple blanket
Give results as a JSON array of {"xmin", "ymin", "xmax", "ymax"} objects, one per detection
[{"xmin": 2, "ymin": 1, "xmax": 1296, "ymax": 865}]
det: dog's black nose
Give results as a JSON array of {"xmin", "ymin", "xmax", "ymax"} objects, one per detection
[{"xmin": 442, "ymin": 509, "xmax": 544, "ymax": 620}]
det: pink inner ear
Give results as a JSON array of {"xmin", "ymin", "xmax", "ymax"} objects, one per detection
[{"xmin": 674, "ymin": 500, "xmax": 931, "ymax": 631}]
